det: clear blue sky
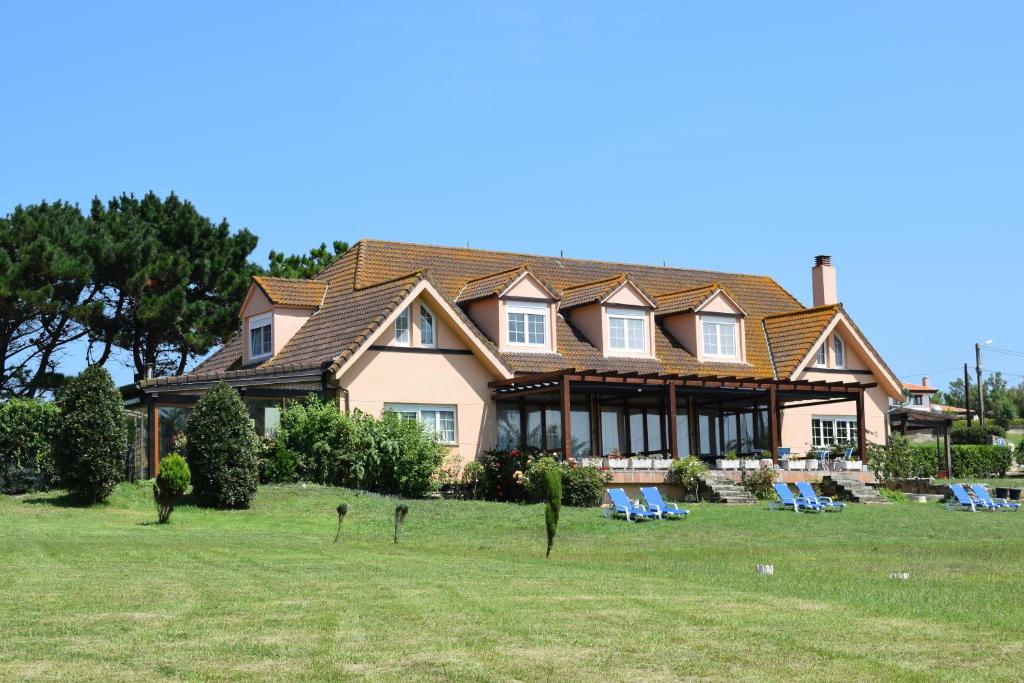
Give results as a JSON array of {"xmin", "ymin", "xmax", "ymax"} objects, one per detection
[{"xmin": 2, "ymin": 2, "xmax": 1022, "ymax": 390}]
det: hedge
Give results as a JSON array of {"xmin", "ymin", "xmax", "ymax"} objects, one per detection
[
  {"xmin": 0, "ymin": 398, "xmax": 60, "ymax": 494},
  {"xmin": 950, "ymin": 445, "xmax": 1013, "ymax": 478}
]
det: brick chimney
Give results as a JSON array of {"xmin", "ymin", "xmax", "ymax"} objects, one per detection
[
  {"xmin": 811, "ymin": 255, "xmax": 837, "ymax": 306},
  {"xmin": 922, "ymin": 376, "xmax": 929, "ymax": 388}
]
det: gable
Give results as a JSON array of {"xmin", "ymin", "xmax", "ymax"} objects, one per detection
[
  {"xmin": 604, "ymin": 280, "xmax": 655, "ymax": 308},
  {"xmin": 696, "ymin": 290, "xmax": 745, "ymax": 316},
  {"xmin": 502, "ymin": 271, "xmax": 557, "ymax": 300}
]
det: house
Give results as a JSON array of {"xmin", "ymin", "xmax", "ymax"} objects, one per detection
[
  {"xmin": 122, "ymin": 242, "xmax": 904, "ymax": 478},
  {"xmin": 894, "ymin": 377, "xmax": 940, "ymax": 411}
]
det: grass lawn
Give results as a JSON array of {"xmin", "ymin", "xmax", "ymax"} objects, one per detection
[{"xmin": 1, "ymin": 484, "xmax": 1022, "ymax": 682}]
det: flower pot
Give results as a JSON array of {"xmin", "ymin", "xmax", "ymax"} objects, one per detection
[
  {"xmin": 805, "ymin": 460, "xmax": 819, "ymax": 471},
  {"xmin": 652, "ymin": 459, "xmax": 671, "ymax": 470},
  {"xmin": 579, "ymin": 457, "xmax": 605, "ymax": 468},
  {"xmin": 740, "ymin": 459, "xmax": 759, "ymax": 470},
  {"xmin": 784, "ymin": 459, "xmax": 805, "ymax": 471},
  {"xmin": 758, "ymin": 458, "xmax": 774, "ymax": 469},
  {"xmin": 630, "ymin": 458, "xmax": 653, "ymax": 470},
  {"xmin": 716, "ymin": 459, "xmax": 739, "ymax": 470},
  {"xmin": 608, "ymin": 459, "xmax": 628, "ymax": 470},
  {"xmin": 843, "ymin": 461, "xmax": 863, "ymax": 471}
]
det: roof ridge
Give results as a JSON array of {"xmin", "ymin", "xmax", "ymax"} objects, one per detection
[
  {"xmin": 460, "ymin": 263, "xmax": 528, "ymax": 285},
  {"xmin": 354, "ymin": 238, "xmax": 786, "ymax": 281},
  {"xmin": 351, "ymin": 269, "xmax": 424, "ymax": 292},
  {"xmin": 561, "ymin": 272, "xmax": 629, "ymax": 292},
  {"xmin": 656, "ymin": 282, "xmax": 719, "ymax": 297}
]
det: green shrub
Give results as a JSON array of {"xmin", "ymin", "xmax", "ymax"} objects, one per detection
[
  {"xmin": 867, "ymin": 435, "xmax": 913, "ymax": 482},
  {"xmin": 185, "ymin": 383, "xmax": 259, "ymax": 509},
  {"xmin": 358, "ymin": 411, "xmax": 446, "ymax": 498},
  {"xmin": 525, "ymin": 456, "xmax": 561, "ymax": 501},
  {"xmin": 52, "ymin": 366, "xmax": 129, "ymax": 504},
  {"xmin": 907, "ymin": 442, "xmax": 941, "ymax": 477},
  {"xmin": 669, "ymin": 456, "xmax": 708, "ymax": 501},
  {"xmin": 275, "ymin": 395, "xmax": 353, "ymax": 485},
  {"xmin": 543, "ymin": 467, "xmax": 561, "ymax": 558},
  {"xmin": 951, "ymin": 423, "xmax": 1006, "ymax": 445},
  {"xmin": 258, "ymin": 436, "xmax": 298, "ymax": 484},
  {"xmin": 950, "ymin": 445, "xmax": 1013, "ymax": 478},
  {"xmin": 461, "ymin": 461, "xmax": 486, "ymax": 499},
  {"xmin": 476, "ymin": 448, "xmax": 534, "ymax": 502},
  {"xmin": 0, "ymin": 398, "xmax": 60, "ymax": 494},
  {"xmin": 560, "ymin": 464, "xmax": 611, "ymax": 507},
  {"xmin": 878, "ymin": 487, "xmax": 907, "ymax": 504},
  {"xmin": 153, "ymin": 453, "xmax": 191, "ymax": 523},
  {"xmin": 742, "ymin": 468, "xmax": 776, "ymax": 500}
]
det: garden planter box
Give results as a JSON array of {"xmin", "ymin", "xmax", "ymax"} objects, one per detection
[
  {"xmin": 630, "ymin": 458, "xmax": 653, "ymax": 470},
  {"xmin": 715, "ymin": 459, "xmax": 739, "ymax": 470},
  {"xmin": 783, "ymin": 459, "xmax": 805, "ymax": 471},
  {"xmin": 843, "ymin": 461, "xmax": 863, "ymax": 471},
  {"xmin": 804, "ymin": 460, "xmax": 820, "ymax": 471},
  {"xmin": 608, "ymin": 459, "xmax": 628, "ymax": 470},
  {"xmin": 579, "ymin": 457, "xmax": 605, "ymax": 468},
  {"xmin": 758, "ymin": 458, "xmax": 774, "ymax": 469},
  {"xmin": 740, "ymin": 459, "xmax": 759, "ymax": 470},
  {"xmin": 652, "ymin": 459, "xmax": 672, "ymax": 470}
]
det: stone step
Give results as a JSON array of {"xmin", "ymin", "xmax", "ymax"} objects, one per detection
[
  {"xmin": 823, "ymin": 476, "xmax": 889, "ymax": 504},
  {"xmin": 698, "ymin": 475, "xmax": 759, "ymax": 504}
]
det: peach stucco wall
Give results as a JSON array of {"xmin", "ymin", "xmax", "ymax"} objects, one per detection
[
  {"xmin": 570, "ymin": 303, "xmax": 606, "ymax": 355},
  {"xmin": 604, "ymin": 283, "xmax": 650, "ymax": 308},
  {"xmin": 504, "ymin": 275, "xmax": 552, "ymax": 300},
  {"xmin": 341, "ymin": 295, "xmax": 495, "ymax": 462},
  {"xmin": 781, "ymin": 335, "xmax": 890, "ymax": 452},
  {"xmin": 466, "ymin": 299, "xmax": 500, "ymax": 345}
]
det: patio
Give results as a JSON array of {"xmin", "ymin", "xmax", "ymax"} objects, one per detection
[{"xmin": 490, "ymin": 368, "xmax": 875, "ymax": 478}]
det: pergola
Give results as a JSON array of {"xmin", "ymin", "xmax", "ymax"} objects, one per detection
[
  {"xmin": 889, "ymin": 406, "xmax": 957, "ymax": 476},
  {"xmin": 489, "ymin": 368, "xmax": 877, "ymax": 462}
]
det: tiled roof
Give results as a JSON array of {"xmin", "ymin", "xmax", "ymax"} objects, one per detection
[
  {"xmin": 191, "ymin": 239, "xmax": 856, "ymax": 384},
  {"xmin": 455, "ymin": 265, "xmax": 560, "ymax": 304},
  {"xmin": 652, "ymin": 283, "xmax": 745, "ymax": 317},
  {"xmin": 903, "ymin": 383, "xmax": 937, "ymax": 393},
  {"xmin": 761, "ymin": 305, "xmax": 841, "ymax": 378},
  {"xmin": 252, "ymin": 276, "xmax": 327, "ymax": 308}
]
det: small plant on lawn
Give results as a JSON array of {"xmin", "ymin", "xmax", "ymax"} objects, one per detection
[
  {"xmin": 52, "ymin": 366, "xmax": 129, "ymax": 504},
  {"xmin": 185, "ymin": 382, "xmax": 259, "ymax": 509},
  {"xmin": 153, "ymin": 454, "xmax": 191, "ymax": 523},
  {"xmin": 742, "ymin": 467, "xmax": 776, "ymax": 500},
  {"xmin": 334, "ymin": 502, "xmax": 348, "ymax": 542},
  {"xmin": 544, "ymin": 467, "xmax": 561, "ymax": 558},
  {"xmin": 670, "ymin": 456, "xmax": 708, "ymax": 502},
  {"xmin": 394, "ymin": 504, "xmax": 409, "ymax": 543}
]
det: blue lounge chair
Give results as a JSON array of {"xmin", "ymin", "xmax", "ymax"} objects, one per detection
[
  {"xmin": 605, "ymin": 488, "xmax": 658, "ymax": 521},
  {"xmin": 795, "ymin": 481, "xmax": 845, "ymax": 511},
  {"xmin": 640, "ymin": 487, "xmax": 689, "ymax": 519},
  {"xmin": 970, "ymin": 484, "xmax": 1020, "ymax": 511},
  {"xmin": 769, "ymin": 482, "xmax": 822, "ymax": 512},
  {"xmin": 946, "ymin": 483, "xmax": 995, "ymax": 512}
]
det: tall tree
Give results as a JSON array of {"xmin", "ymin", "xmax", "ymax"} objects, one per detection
[
  {"xmin": 266, "ymin": 241, "xmax": 348, "ymax": 279},
  {"xmin": 0, "ymin": 201, "xmax": 99, "ymax": 397},
  {"xmin": 86, "ymin": 192, "xmax": 259, "ymax": 377}
]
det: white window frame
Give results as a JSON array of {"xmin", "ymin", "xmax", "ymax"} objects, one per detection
[
  {"xmin": 815, "ymin": 343, "xmax": 827, "ymax": 367},
  {"xmin": 248, "ymin": 313, "xmax": 273, "ymax": 361},
  {"xmin": 833, "ymin": 334, "xmax": 845, "ymax": 368},
  {"xmin": 394, "ymin": 306, "xmax": 410, "ymax": 345},
  {"xmin": 384, "ymin": 403, "xmax": 457, "ymax": 445},
  {"xmin": 419, "ymin": 304, "xmax": 435, "ymax": 347},
  {"xmin": 607, "ymin": 307, "xmax": 647, "ymax": 353},
  {"xmin": 811, "ymin": 416, "xmax": 859, "ymax": 448},
  {"xmin": 506, "ymin": 300, "xmax": 548, "ymax": 349},
  {"xmin": 701, "ymin": 314, "xmax": 738, "ymax": 360}
]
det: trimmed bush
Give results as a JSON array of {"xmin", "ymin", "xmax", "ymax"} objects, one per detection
[
  {"xmin": 742, "ymin": 467, "xmax": 776, "ymax": 500},
  {"xmin": 951, "ymin": 423, "xmax": 1006, "ymax": 445},
  {"xmin": 669, "ymin": 456, "xmax": 708, "ymax": 501},
  {"xmin": 52, "ymin": 366, "xmax": 129, "ymax": 504},
  {"xmin": 258, "ymin": 436, "xmax": 298, "ymax": 484},
  {"xmin": 908, "ymin": 442, "xmax": 941, "ymax": 477},
  {"xmin": 185, "ymin": 383, "xmax": 259, "ymax": 509},
  {"xmin": 275, "ymin": 396, "xmax": 353, "ymax": 485},
  {"xmin": 358, "ymin": 411, "xmax": 446, "ymax": 498},
  {"xmin": 867, "ymin": 435, "xmax": 913, "ymax": 482},
  {"xmin": 560, "ymin": 464, "xmax": 611, "ymax": 507},
  {"xmin": 153, "ymin": 453, "xmax": 191, "ymax": 523},
  {"xmin": 950, "ymin": 445, "xmax": 1013, "ymax": 478},
  {"xmin": 0, "ymin": 398, "xmax": 60, "ymax": 494}
]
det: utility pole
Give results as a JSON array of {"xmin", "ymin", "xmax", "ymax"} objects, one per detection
[
  {"xmin": 976, "ymin": 343, "xmax": 985, "ymax": 427},
  {"xmin": 963, "ymin": 363, "xmax": 972, "ymax": 424}
]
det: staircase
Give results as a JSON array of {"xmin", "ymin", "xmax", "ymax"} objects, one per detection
[
  {"xmin": 699, "ymin": 473, "xmax": 759, "ymax": 504},
  {"xmin": 823, "ymin": 476, "xmax": 889, "ymax": 504}
]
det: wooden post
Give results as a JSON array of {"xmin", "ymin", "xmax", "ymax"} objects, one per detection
[
  {"xmin": 147, "ymin": 398, "xmax": 159, "ymax": 477},
  {"xmin": 856, "ymin": 388, "xmax": 867, "ymax": 460},
  {"xmin": 667, "ymin": 385, "xmax": 679, "ymax": 458},
  {"xmin": 944, "ymin": 421, "xmax": 953, "ymax": 476},
  {"xmin": 590, "ymin": 393, "xmax": 601, "ymax": 457},
  {"xmin": 560, "ymin": 377, "xmax": 572, "ymax": 459},
  {"xmin": 767, "ymin": 385, "xmax": 780, "ymax": 463},
  {"xmin": 688, "ymin": 396, "xmax": 699, "ymax": 456}
]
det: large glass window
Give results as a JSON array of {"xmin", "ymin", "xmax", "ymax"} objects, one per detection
[
  {"xmin": 525, "ymin": 406, "xmax": 543, "ymax": 449},
  {"xmin": 646, "ymin": 411, "xmax": 663, "ymax": 453},
  {"xmin": 570, "ymin": 406, "xmax": 591, "ymax": 457},
  {"xmin": 158, "ymin": 406, "xmax": 192, "ymax": 461},
  {"xmin": 544, "ymin": 407, "xmax": 562, "ymax": 451},
  {"xmin": 702, "ymin": 315, "xmax": 737, "ymax": 358},
  {"xmin": 395, "ymin": 306, "xmax": 410, "ymax": 344},
  {"xmin": 628, "ymin": 409, "xmax": 645, "ymax": 453},
  {"xmin": 384, "ymin": 403, "xmax": 456, "ymax": 443},
  {"xmin": 601, "ymin": 407, "xmax": 626, "ymax": 455},
  {"xmin": 419, "ymin": 304, "xmax": 435, "ymax": 347},
  {"xmin": 507, "ymin": 301, "xmax": 547, "ymax": 347},
  {"xmin": 497, "ymin": 404, "xmax": 521, "ymax": 450},
  {"xmin": 608, "ymin": 308, "xmax": 646, "ymax": 352},
  {"xmin": 675, "ymin": 413, "xmax": 691, "ymax": 456},
  {"xmin": 247, "ymin": 399, "xmax": 282, "ymax": 436},
  {"xmin": 698, "ymin": 411, "xmax": 719, "ymax": 456}
]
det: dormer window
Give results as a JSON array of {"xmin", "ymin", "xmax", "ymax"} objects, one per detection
[
  {"xmin": 248, "ymin": 313, "xmax": 272, "ymax": 360},
  {"xmin": 395, "ymin": 306, "xmax": 410, "ymax": 345},
  {"xmin": 834, "ymin": 334, "xmax": 845, "ymax": 368},
  {"xmin": 701, "ymin": 315, "xmax": 737, "ymax": 359},
  {"xmin": 507, "ymin": 300, "xmax": 548, "ymax": 347},
  {"xmin": 420, "ymin": 304, "xmax": 435, "ymax": 347},
  {"xmin": 608, "ymin": 308, "xmax": 646, "ymax": 352}
]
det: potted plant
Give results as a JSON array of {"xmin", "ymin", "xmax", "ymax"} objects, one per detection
[
  {"xmin": 758, "ymin": 450, "xmax": 774, "ymax": 469},
  {"xmin": 740, "ymin": 455, "xmax": 759, "ymax": 470},
  {"xmin": 784, "ymin": 456, "xmax": 805, "ymax": 471},
  {"xmin": 715, "ymin": 451, "xmax": 740, "ymax": 470},
  {"xmin": 607, "ymin": 450, "xmax": 628, "ymax": 470},
  {"xmin": 842, "ymin": 459, "xmax": 863, "ymax": 471},
  {"xmin": 630, "ymin": 454, "xmax": 653, "ymax": 470}
]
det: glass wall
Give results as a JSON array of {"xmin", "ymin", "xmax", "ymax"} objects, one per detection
[
  {"xmin": 246, "ymin": 398, "xmax": 282, "ymax": 436},
  {"xmin": 158, "ymin": 406, "xmax": 192, "ymax": 462}
]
